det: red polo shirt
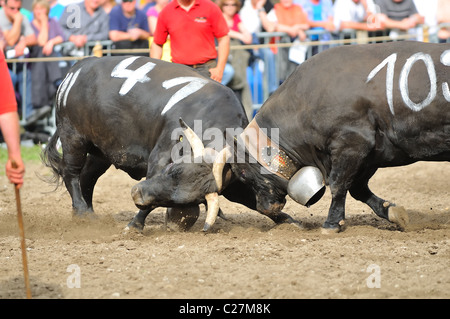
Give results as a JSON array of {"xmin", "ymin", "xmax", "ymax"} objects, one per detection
[
  {"xmin": 0, "ymin": 50, "xmax": 17, "ymax": 115},
  {"xmin": 153, "ymin": 0, "xmax": 229, "ymax": 65}
]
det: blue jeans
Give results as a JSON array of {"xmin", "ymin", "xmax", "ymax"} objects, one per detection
[
  {"xmin": 221, "ymin": 63, "xmax": 235, "ymax": 86},
  {"xmin": 14, "ymin": 66, "xmax": 33, "ymax": 120}
]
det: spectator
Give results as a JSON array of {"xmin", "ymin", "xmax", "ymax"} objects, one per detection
[
  {"xmin": 268, "ymin": 0, "xmax": 309, "ymax": 41},
  {"xmin": 240, "ymin": 0, "xmax": 276, "ymax": 35},
  {"xmin": 436, "ymin": 0, "xmax": 450, "ymax": 42},
  {"xmin": 101, "ymin": 0, "xmax": 115, "ymax": 14},
  {"xmin": 59, "ymin": 0, "xmax": 109, "ymax": 53},
  {"xmin": 29, "ymin": 0, "xmax": 65, "ymax": 123},
  {"xmin": 218, "ymin": 0, "xmax": 252, "ymax": 117},
  {"xmin": 413, "ymin": 0, "xmax": 437, "ymax": 42},
  {"xmin": 109, "ymin": 0, "xmax": 150, "ymax": 56},
  {"xmin": 48, "ymin": 0, "xmax": 65, "ymax": 20},
  {"xmin": 0, "ymin": 0, "xmax": 33, "ymax": 21},
  {"xmin": 374, "ymin": 0, "xmax": 424, "ymax": 34},
  {"xmin": 333, "ymin": 0, "xmax": 382, "ymax": 32},
  {"xmin": 146, "ymin": 0, "xmax": 168, "ymax": 35},
  {"xmin": 0, "ymin": 0, "xmax": 39, "ymax": 125},
  {"xmin": 239, "ymin": 0, "xmax": 278, "ymax": 95},
  {"xmin": 266, "ymin": 0, "xmax": 309, "ymax": 81},
  {"xmin": 0, "ymin": 48, "xmax": 25, "ymax": 188},
  {"xmin": 294, "ymin": 0, "xmax": 334, "ymax": 54},
  {"xmin": 150, "ymin": 0, "xmax": 230, "ymax": 82}
]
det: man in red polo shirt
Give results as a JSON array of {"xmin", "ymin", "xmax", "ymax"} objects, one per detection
[
  {"xmin": 150, "ymin": 0, "xmax": 230, "ymax": 82},
  {"xmin": 0, "ymin": 48, "xmax": 25, "ymax": 187}
]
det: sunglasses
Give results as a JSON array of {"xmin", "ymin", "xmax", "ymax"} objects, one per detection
[
  {"xmin": 223, "ymin": 3, "xmax": 237, "ymax": 7},
  {"xmin": 122, "ymin": 0, "xmax": 134, "ymax": 2}
]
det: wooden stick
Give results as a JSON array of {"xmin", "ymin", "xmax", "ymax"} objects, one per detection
[{"xmin": 11, "ymin": 160, "xmax": 31, "ymax": 299}]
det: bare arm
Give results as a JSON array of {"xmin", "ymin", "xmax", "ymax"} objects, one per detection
[
  {"xmin": 0, "ymin": 111, "xmax": 25, "ymax": 188},
  {"xmin": 209, "ymin": 34, "xmax": 229, "ymax": 83},
  {"xmin": 150, "ymin": 41, "xmax": 163, "ymax": 59}
]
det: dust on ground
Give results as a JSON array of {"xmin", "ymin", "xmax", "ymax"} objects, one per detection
[{"xmin": 0, "ymin": 161, "xmax": 449, "ymax": 299}]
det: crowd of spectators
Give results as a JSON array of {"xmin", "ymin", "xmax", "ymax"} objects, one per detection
[{"xmin": 1, "ymin": 0, "xmax": 450, "ymax": 138}]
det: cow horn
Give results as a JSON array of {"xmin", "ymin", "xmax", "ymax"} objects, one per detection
[
  {"xmin": 179, "ymin": 118, "xmax": 204, "ymax": 159},
  {"xmin": 202, "ymin": 147, "xmax": 231, "ymax": 231},
  {"xmin": 203, "ymin": 192, "xmax": 219, "ymax": 231},
  {"xmin": 212, "ymin": 146, "xmax": 232, "ymax": 193}
]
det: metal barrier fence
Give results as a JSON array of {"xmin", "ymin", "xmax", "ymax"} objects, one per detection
[{"xmin": 5, "ymin": 25, "xmax": 449, "ymax": 134}]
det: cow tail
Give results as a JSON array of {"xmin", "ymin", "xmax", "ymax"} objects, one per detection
[{"xmin": 40, "ymin": 127, "xmax": 64, "ymax": 188}]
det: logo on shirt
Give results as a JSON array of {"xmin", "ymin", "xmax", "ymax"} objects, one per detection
[{"xmin": 195, "ymin": 16, "xmax": 207, "ymax": 23}]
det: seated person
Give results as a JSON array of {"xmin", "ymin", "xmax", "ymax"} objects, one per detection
[
  {"xmin": 0, "ymin": 0, "xmax": 41, "ymax": 125},
  {"xmin": 30, "ymin": 0, "xmax": 66, "ymax": 127},
  {"xmin": 333, "ymin": 0, "xmax": 383, "ymax": 32},
  {"xmin": 374, "ymin": 0, "xmax": 424, "ymax": 33},
  {"xmin": 109, "ymin": 0, "xmax": 150, "ymax": 55},
  {"xmin": 59, "ymin": 0, "xmax": 109, "ymax": 54}
]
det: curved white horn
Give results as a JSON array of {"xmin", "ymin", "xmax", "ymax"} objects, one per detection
[
  {"xmin": 212, "ymin": 146, "xmax": 232, "ymax": 192},
  {"xmin": 179, "ymin": 118, "xmax": 204, "ymax": 159},
  {"xmin": 203, "ymin": 192, "xmax": 219, "ymax": 231}
]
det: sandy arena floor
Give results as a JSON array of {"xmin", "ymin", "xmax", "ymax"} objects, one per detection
[{"xmin": 0, "ymin": 160, "xmax": 449, "ymax": 299}]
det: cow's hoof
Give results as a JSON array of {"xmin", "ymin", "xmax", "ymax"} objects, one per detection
[
  {"xmin": 321, "ymin": 219, "xmax": 345, "ymax": 234},
  {"xmin": 388, "ymin": 206, "xmax": 409, "ymax": 231},
  {"xmin": 126, "ymin": 219, "xmax": 145, "ymax": 232},
  {"xmin": 282, "ymin": 218, "xmax": 303, "ymax": 229}
]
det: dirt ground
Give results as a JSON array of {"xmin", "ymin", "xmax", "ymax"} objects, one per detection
[{"xmin": 0, "ymin": 160, "xmax": 449, "ymax": 299}]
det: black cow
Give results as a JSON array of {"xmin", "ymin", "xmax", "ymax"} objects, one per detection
[
  {"xmin": 132, "ymin": 41, "xmax": 450, "ymax": 233},
  {"xmin": 42, "ymin": 56, "xmax": 255, "ymax": 231},
  {"xmin": 231, "ymin": 41, "xmax": 450, "ymax": 232}
]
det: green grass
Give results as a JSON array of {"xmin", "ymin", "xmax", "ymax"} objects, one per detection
[{"xmin": 0, "ymin": 145, "xmax": 43, "ymax": 175}]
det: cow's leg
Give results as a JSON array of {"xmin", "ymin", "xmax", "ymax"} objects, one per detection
[
  {"xmin": 349, "ymin": 168, "xmax": 389, "ymax": 219},
  {"xmin": 323, "ymin": 184, "xmax": 348, "ymax": 232},
  {"xmin": 323, "ymin": 134, "xmax": 374, "ymax": 232},
  {"xmin": 349, "ymin": 169, "xmax": 409, "ymax": 230},
  {"xmin": 59, "ymin": 131, "xmax": 92, "ymax": 216},
  {"xmin": 127, "ymin": 207, "xmax": 155, "ymax": 231},
  {"xmin": 79, "ymin": 154, "xmax": 111, "ymax": 210}
]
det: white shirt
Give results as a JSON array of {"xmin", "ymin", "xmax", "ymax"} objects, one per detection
[
  {"xmin": 240, "ymin": 0, "xmax": 263, "ymax": 34},
  {"xmin": 333, "ymin": 0, "xmax": 377, "ymax": 30}
]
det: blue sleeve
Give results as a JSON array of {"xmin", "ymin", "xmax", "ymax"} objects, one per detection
[
  {"xmin": 109, "ymin": 6, "xmax": 122, "ymax": 31},
  {"xmin": 138, "ymin": 11, "xmax": 149, "ymax": 32}
]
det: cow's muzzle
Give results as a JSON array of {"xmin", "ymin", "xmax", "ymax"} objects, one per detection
[{"xmin": 131, "ymin": 184, "xmax": 155, "ymax": 209}]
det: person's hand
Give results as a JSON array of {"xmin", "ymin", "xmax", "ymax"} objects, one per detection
[
  {"xmin": 70, "ymin": 35, "xmax": 87, "ymax": 48},
  {"xmin": 14, "ymin": 36, "xmax": 27, "ymax": 56},
  {"xmin": 12, "ymin": 10, "xmax": 23, "ymax": 24},
  {"xmin": 42, "ymin": 39, "xmax": 54, "ymax": 56},
  {"xmin": 128, "ymin": 28, "xmax": 141, "ymax": 41},
  {"xmin": 6, "ymin": 157, "xmax": 25, "ymax": 189},
  {"xmin": 209, "ymin": 66, "xmax": 223, "ymax": 83}
]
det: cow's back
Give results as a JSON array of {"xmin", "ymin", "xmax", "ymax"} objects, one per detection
[
  {"xmin": 55, "ymin": 56, "xmax": 247, "ymax": 174},
  {"xmin": 260, "ymin": 42, "xmax": 450, "ymax": 164}
]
